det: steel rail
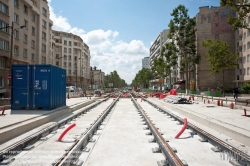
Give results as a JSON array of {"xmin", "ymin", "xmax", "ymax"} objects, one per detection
[
  {"xmin": 0, "ymin": 97, "xmax": 109, "ymax": 163},
  {"xmin": 145, "ymin": 99, "xmax": 250, "ymax": 165},
  {"xmin": 53, "ymin": 96, "xmax": 120, "ymax": 166},
  {"xmin": 131, "ymin": 95, "xmax": 184, "ymax": 166}
]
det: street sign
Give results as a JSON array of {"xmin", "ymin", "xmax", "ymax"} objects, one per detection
[{"xmin": 7, "ymin": 74, "xmax": 11, "ymax": 80}]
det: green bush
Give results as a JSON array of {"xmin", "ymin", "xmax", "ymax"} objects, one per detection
[{"xmin": 240, "ymin": 82, "xmax": 250, "ymax": 91}]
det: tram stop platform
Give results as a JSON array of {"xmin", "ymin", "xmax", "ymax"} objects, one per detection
[
  {"xmin": 147, "ymin": 97, "xmax": 250, "ymax": 153},
  {"xmin": 0, "ymin": 96, "xmax": 104, "ymax": 145}
]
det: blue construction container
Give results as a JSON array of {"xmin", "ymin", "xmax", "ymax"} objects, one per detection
[{"xmin": 11, "ymin": 64, "xmax": 66, "ymax": 110}]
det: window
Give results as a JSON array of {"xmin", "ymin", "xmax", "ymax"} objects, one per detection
[
  {"xmin": 56, "ymin": 62, "xmax": 59, "ymax": 66},
  {"xmin": 74, "ymin": 63, "xmax": 77, "ymax": 67},
  {"xmin": 14, "ymin": 30, "xmax": 19, "ymax": 39},
  {"xmin": 23, "ymin": 48, "xmax": 27, "ymax": 57},
  {"xmin": 69, "ymin": 48, "xmax": 71, "ymax": 53},
  {"xmin": 32, "ymin": 13, "xmax": 35, "ymax": 22},
  {"xmin": 42, "ymin": 8, "xmax": 47, "ymax": 16},
  {"xmin": 24, "ymin": 5, "xmax": 28, "ymax": 13},
  {"xmin": 24, "ymin": 19, "xmax": 28, "ymax": 28},
  {"xmin": 248, "ymin": 29, "xmax": 250, "ymax": 37},
  {"xmin": 0, "ymin": 77, "xmax": 3, "ymax": 88},
  {"xmin": 42, "ymin": 56, "xmax": 46, "ymax": 63},
  {"xmin": 23, "ymin": 34, "xmax": 27, "ymax": 43},
  {"xmin": 244, "ymin": 44, "xmax": 246, "ymax": 52},
  {"xmin": 0, "ymin": 39, "xmax": 9, "ymax": 50},
  {"xmin": 31, "ymin": 40, "xmax": 35, "ymax": 48},
  {"xmin": 64, "ymin": 55, "xmax": 67, "ymax": 60},
  {"xmin": 248, "ymin": 55, "xmax": 250, "ymax": 62},
  {"xmin": 42, "ymin": 44, "xmax": 46, "ymax": 52},
  {"xmin": 55, "ymin": 33, "xmax": 59, "ymax": 36},
  {"xmin": 14, "ymin": 14, "xmax": 19, "ymax": 23},
  {"xmin": 0, "ymin": 2, "xmax": 8, "ymax": 14},
  {"xmin": 42, "ymin": 20, "xmax": 46, "ymax": 28},
  {"xmin": 69, "ymin": 41, "xmax": 72, "ymax": 46},
  {"xmin": 248, "ymin": 42, "xmax": 250, "ymax": 49},
  {"xmin": 0, "ymin": 20, "xmax": 8, "ymax": 33},
  {"xmin": 64, "ymin": 62, "xmax": 67, "ymax": 67},
  {"xmin": 68, "ymin": 62, "xmax": 71, "ymax": 66},
  {"xmin": 32, "ymin": 27, "xmax": 35, "ymax": 35},
  {"xmin": 68, "ymin": 70, "xmax": 71, "ymax": 74},
  {"xmin": 31, "ymin": 53, "xmax": 35, "ymax": 61},
  {"xmin": 0, "ymin": 59, "xmax": 4, "ymax": 68},
  {"xmin": 56, "ymin": 47, "xmax": 59, "ymax": 51},
  {"xmin": 248, "ymin": 68, "xmax": 250, "ymax": 75},
  {"xmin": 64, "ymin": 48, "xmax": 67, "ymax": 53},
  {"xmin": 74, "ymin": 42, "xmax": 77, "ymax": 46},
  {"xmin": 42, "ymin": 32, "xmax": 46, "ymax": 40},
  {"xmin": 74, "ymin": 49, "xmax": 77, "ymax": 54},
  {"xmin": 14, "ymin": 0, "xmax": 18, "ymax": 7},
  {"xmin": 68, "ymin": 55, "xmax": 71, "ymax": 60},
  {"xmin": 244, "ymin": 32, "xmax": 246, "ymax": 39},
  {"xmin": 64, "ymin": 40, "xmax": 67, "ymax": 45},
  {"xmin": 14, "ymin": 45, "xmax": 18, "ymax": 54}
]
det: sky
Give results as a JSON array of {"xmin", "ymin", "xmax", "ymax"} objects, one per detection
[{"xmin": 48, "ymin": 0, "xmax": 220, "ymax": 84}]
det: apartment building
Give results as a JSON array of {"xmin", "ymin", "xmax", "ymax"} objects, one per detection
[
  {"xmin": 142, "ymin": 57, "xmax": 150, "ymax": 69},
  {"xmin": 90, "ymin": 66, "xmax": 105, "ymax": 90},
  {"xmin": 0, "ymin": 0, "xmax": 52, "ymax": 97},
  {"xmin": 196, "ymin": 6, "xmax": 236, "ymax": 90},
  {"xmin": 149, "ymin": 29, "xmax": 169, "ymax": 67},
  {"xmin": 51, "ymin": 30, "xmax": 90, "ymax": 92},
  {"xmin": 149, "ymin": 29, "xmax": 179, "ymax": 90},
  {"xmin": 235, "ymin": 12, "xmax": 250, "ymax": 86}
]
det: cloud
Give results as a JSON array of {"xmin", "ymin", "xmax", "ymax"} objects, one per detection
[{"xmin": 48, "ymin": 1, "xmax": 149, "ymax": 84}]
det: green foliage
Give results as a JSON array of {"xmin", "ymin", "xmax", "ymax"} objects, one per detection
[
  {"xmin": 131, "ymin": 68, "xmax": 153, "ymax": 88},
  {"xmin": 202, "ymin": 39, "xmax": 239, "ymax": 74},
  {"xmin": 104, "ymin": 70, "xmax": 127, "ymax": 88},
  {"xmin": 168, "ymin": 5, "xmax": 199, "ymax": 90},
  {"xmin": 240, "ymin": 82, "xmax": 250, "ymax": 91},
  {"xmin": 220, "ymin": 0, "xmax": 250, "ymax": 30}
]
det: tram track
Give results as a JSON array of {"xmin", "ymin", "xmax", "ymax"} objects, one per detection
[
  {"xmin": 0, "ymin": 97, "xmax": 111, "ymax": 165},
  {"xmin": 137, "ymin": 94, "xmax": 250, "ymax": 166},
  {"xmin": 1, "ymin": 91, "xmax": 249, "ymax": 165}
]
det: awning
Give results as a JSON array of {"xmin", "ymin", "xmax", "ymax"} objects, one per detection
[{"xmin": 173, "ymin": 80, "xmax": 185, "ymax": 85}]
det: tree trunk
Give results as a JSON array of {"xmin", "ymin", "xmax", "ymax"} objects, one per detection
[
  {"xmin": 169, "ymin": 72, "xmax": 172, "ymax": 90},
  {"xmin": 222, "ymin": 70, "xmax": 225, "ymax": 97},
  {"xmin": 185, "ymin": 57, "xmax": 189, "ymax": 94}
]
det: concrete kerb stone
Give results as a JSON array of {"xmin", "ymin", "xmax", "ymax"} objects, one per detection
[
  {"xmin": 150, "ymin": 99, "xmax": 250, "ymax": 147},
  {"xmin": 0, "ymin": 99, "xmax": 98, "ymax": 144}
]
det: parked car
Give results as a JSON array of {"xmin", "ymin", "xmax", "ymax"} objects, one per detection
[
  {"xmin": 66, "ymin": 86, "xmax": 75, "ymax": 92},
  {"xmin": 75, "ymin": 87, "xmax": 83, "ymax": 92}
]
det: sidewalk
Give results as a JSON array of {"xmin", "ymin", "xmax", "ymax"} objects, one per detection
[
  {"xmin": 0, "ymin": 97, "xmax": 101, "ymax": 144},
  {"xmin": 147, "ymin": 97, "xmax": 250, "ymax": 148}
]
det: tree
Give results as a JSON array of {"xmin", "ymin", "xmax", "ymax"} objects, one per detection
[
  {"xmin": 105, "ymin": 70, "xmax": 127, "ymax": 89},
  {"xmin": 202, "ymin": 39, "xmax": 239, "ymax": 95},
  {"xmin": 161, "ymin": 41, "xmax": 178, "ymax": 89},
  {"xmin": 220, "ymin": 0, "xmax": 250, "ymax": 30},
  {"xmin": 168, "ymin": 5, "xmax": 200, "ymax": 93},
  {"xmin": 131, "ymin": 68, "xmax": 153, "ymax": 88},
  {"xmin": 151, "ymin": 57, "xmax": 170, "ymax": 91}
]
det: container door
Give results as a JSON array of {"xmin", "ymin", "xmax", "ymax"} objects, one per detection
[
  {"xmin": 11, "ymin": 65, "xmax": 30, "ymax": 110},
  {"xmin": 32, "ymin": 65, "xmax": 51, "ymax": 110}
]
